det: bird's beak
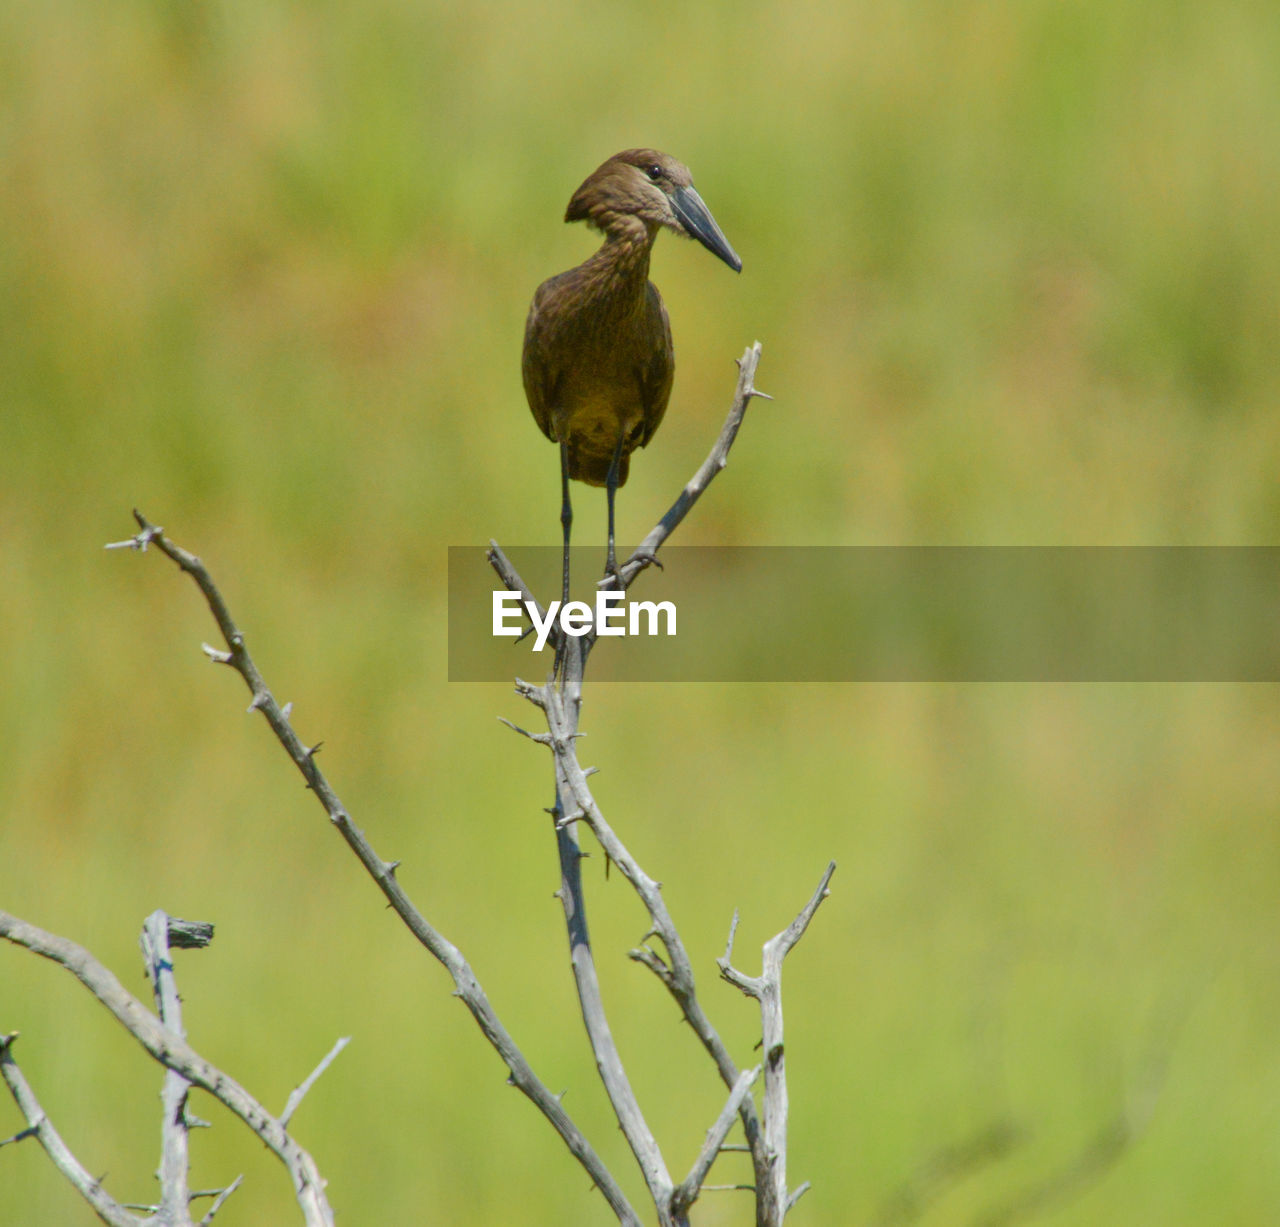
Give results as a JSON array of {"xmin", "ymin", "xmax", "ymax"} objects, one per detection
[{"xmin": 671, "ymin": 185, "xmax": 742, "ymax": 272}]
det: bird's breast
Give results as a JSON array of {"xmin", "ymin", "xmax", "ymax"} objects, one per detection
[{"xmin": 523, "ymin": 258, "xmax": 672, "ymax": 486}]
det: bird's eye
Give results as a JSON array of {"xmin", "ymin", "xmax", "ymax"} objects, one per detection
[{"xmin": 647, "ymin": 164, "xmax": 663, "ymax": 181}]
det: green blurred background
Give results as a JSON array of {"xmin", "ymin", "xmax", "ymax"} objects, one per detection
[{"xmin": 3, "ymin": 1, "xmax": 1279, "ymax": 1223}]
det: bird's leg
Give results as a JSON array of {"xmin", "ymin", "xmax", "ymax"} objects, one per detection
[
  {"xmin": 604, "ymin": 430, "xmax": 625, "ymax": 590},
  {"xmin": 556, "ymin": 439, "xmax": 573, "ymax": 679},
  {"xmin": 559, "ymin": 439, "xmax": 573, "ymax": 608}
]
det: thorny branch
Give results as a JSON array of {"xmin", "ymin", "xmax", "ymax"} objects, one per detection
[
  {"xmin": 1, "ymin": 1031, "xmax": 139, "ymax": 1227},
  {"xmin": 141, "ymin": 910, "xmax": 198, "ymax": 1226},
  {"xmin": 0, "ymin": 911, "xmax": 330, "ymax": 1226},
  {"xmin": 489, "ymin": 343, "xmax": 834, "ymax": 1227},
  {"xmin": 102, "ymin": 515, "xmax": 639, "ymax": 1225},
  {"xmin": 623, "ymin": 341, "xmax": 773, "ymax": 588},
  {"xmin": 718, "ymin": 863, "xmax": 837, "ymax": 1224}
]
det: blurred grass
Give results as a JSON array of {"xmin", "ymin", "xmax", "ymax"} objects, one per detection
[{"xmin": 3, "ymin": 1, "xmax": 1279, "ymax": 1223}]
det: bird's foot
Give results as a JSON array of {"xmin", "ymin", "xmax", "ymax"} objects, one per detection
[{"xmin": 600, "ymin": 550, "xmax": 661, "ymax": 593}]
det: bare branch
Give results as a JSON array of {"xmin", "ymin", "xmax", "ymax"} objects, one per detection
[
  {"xmin": 0, "ymin": 913, "xmax": 335, "ymax": 1227},
  {"xmin": 0, "ymin": 1033, "xmax": 141, "ymax": 1227},
  {"xmin": 114, "ymin": 515, "xmax": 639, "ymax": 1226},
  {"xmin": 717, "ymin": 862, "xmax": 837, "ymax": 1225},
  {"xmin": 506, "ymin": 640, "xmax": 769, "ymax": 1223},
  {"xmin": 281, "ymin": 1038, "xmax": 351, "ymax": 1130},
  {"xmin": 627, "ymin": 945, "xmax": 676, "ymax": 991},
  {"xmin": 672, "ymin": 1064, "xmax": 761, "ymax": 1216},
  {"xmin": 140, "ymin": 909, "xmax": 196, "ymax": 1226},
  {"xmin": 559, "ymin": 714, "xmax": 776, "ymax": 1207},
  {"xmin": 496, "ymin": 716, "xmax": 552, "ymax": 745},
  {"xmin": 519, "ymin": 664, "xmax": 778, "ymax": 1215},
  {"xmin": 621, "ymin": 341, "xmax": 768, "ymax": 586},
  {"xmin": 486, "ymin": 539, "xmax": 547, "ymax": 626},
  {"xmin": 542, "ymin": 672, "xmax": 673, "ymax": 1210},
  {"xmin": 767, "ymin": 861, "xmax": 837, "ymax": 964},
  {"xmin": 104, "ymin": 521, "xmax": 162, "ymax": 552},
  {"xmin": 198, "ymin": 1175, "xmax": 245, "ymax": 1226},
  {"xmin": 786, "ymin": 1181, "xmax": 811, "ymax": 1212}
]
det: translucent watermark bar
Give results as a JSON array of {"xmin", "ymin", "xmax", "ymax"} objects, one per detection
[{"xmin": 449, "ymin": 547, "xmax": 1280, "ymax": 682}]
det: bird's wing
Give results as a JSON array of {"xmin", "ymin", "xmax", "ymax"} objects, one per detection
[
  {"xmin": 637, "ymin": 283, "xmax": 674, "ymax": 447},
  {"xmin": 521, "ymin": 287, "xmax": 560, "ymax": 443}
]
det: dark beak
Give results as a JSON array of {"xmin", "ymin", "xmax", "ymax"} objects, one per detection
[{"xmin": 671, "ymin": 184, "xmax": 742, "ymax": 272}]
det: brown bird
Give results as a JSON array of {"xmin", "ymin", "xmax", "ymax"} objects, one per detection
[{"xmin": 522, "ymin": 149, "xmax": 741, "ymax": 610}]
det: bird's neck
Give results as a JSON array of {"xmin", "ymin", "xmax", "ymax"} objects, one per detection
[{"xmin": 576, "ymin": 217, "xmax": 656, "ymax": 307}]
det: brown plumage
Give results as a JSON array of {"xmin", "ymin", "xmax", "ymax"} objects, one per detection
[{"xmin": 522, "ymin": 149, "xmax": 741, "ymax": 604}]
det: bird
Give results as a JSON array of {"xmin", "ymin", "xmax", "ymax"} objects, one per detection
[{"xmin": 521, "ymin": 148, "xmax": 741, "ymax": 617}]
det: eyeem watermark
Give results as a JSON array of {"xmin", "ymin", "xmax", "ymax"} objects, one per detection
[
  {"xmin": 451, "ymin": 546, "xmax": 1280, "ymax": 681},
  {"xmin": 493, "ymin": 591, "xmax": 677, "ymax": 652}
]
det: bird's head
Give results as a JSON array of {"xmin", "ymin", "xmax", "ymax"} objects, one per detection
[{"xmin": 565, "ymin": 149, "xmax": 742, "ymax": 272}]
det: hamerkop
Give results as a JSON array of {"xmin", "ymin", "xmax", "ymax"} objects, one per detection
[{"xmin": 522, "ymin": 148, "xmax": 741, "ymax": 609}]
